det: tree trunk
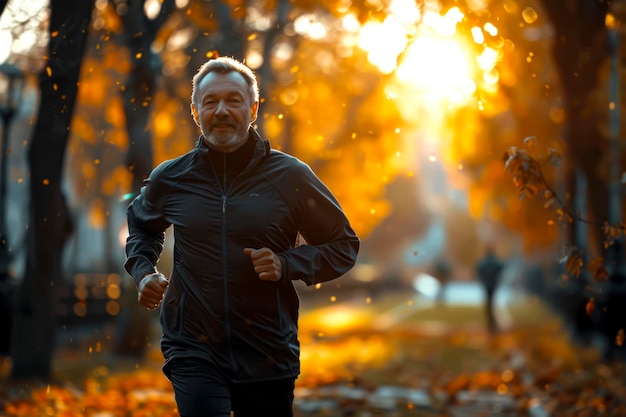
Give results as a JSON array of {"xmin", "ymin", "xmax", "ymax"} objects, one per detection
[
  {"xmin": 539, "ymin": 0, "xmax": 623, "ymax": 356},
  {"xmin": 0, "ymin": 0, "xmax": 8, "ymax": 18},
  {"xmin": 256, "ymin": 0, "xmax": 289, "ymax": 139},
  {"xmin": 183, "ymin": 1, "xmax": 246, "ymax": 89},
  {"xmin": 540, "ymin": 0, "xmax": 610, "ymax": 254},
  {"xmin": 213, "ymin": 1, "xmax": 246, "ymax": 60},
  {"xmin": 10, "ymin": 0, "xmax": 94, "ymax": 381}
]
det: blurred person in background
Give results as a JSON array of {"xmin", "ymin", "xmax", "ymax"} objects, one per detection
[
  {"xmin": 432, "ymin": 257, "xmax": 452, "ymax": 305},
  {"xmin": 476, "ymin": 245, "xmax": 504, "ymax": 334},
  {"xmin": 124, "ymin": 56, "xmax": 359, "ymax": 417}
]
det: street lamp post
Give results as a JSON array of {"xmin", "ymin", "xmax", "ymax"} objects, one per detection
[
  {"xmin": 0, "ymin": 63, "xmax": 24, "ymax": 284},
  {"xmin": 0, "ymin": 63, "xmax": 25, "ymax": 355}
]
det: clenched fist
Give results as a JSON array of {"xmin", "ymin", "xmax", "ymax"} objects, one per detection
[
  {"xmin": 138, "ymin": 272, "xmax": 169, "ymax": 310},
  {"xmin": 243, "ymin": 247, "xmax": 282, "ymax": 282}
]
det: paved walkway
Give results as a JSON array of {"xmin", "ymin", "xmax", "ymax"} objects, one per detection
[
  {"xmin": 292, "ymin": 284, "xmax": 563, "ymax": 416},
  {"xmin": 35, "ymin": 283, "xmax": 564, "ymax": 417}
]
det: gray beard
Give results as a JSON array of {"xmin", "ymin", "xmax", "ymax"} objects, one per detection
[{"xmin": 204, "ymin": 129, "xmax": 247, "ymax": 152}]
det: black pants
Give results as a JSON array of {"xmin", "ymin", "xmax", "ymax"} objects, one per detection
[{"xmin": 166, "ymin": 357, "xmax": 295, "ymax": 417}]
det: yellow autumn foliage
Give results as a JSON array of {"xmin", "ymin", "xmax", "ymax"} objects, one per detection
[{"xmin": 64, "ymin": 0, "xmax": 601, "ymax": 257}]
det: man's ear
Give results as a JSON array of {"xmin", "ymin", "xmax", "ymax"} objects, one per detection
[
  {"xmin": 250, "ymin": 101, "xmax": 259, "ymax": 124},
  {"xmin": 190, "ymin": 103, "xmax": 200, "ymax": 127}
]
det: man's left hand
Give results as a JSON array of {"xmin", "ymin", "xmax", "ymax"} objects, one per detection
[{"xmin": 243, "ymin": 247, "xmax": 282, "ymax": 282}]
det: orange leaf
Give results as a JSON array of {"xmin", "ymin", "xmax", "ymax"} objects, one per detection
[
  {"xmin": 564, "ymin": 251, "xmax": 584, "ymax": 278},
  {"xmin": 587, "ymin": 257, "xmax": 609, "ymax": 281}
]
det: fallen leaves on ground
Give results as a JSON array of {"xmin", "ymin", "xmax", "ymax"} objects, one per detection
[{"xmin": 2, "ymin": 301, "xmax": 626, "ymax": 416}]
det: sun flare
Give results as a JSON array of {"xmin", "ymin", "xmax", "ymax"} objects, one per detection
[
  {"xmin": 396, "ymin": 35, "xmax": 476, "ymax": 105},
  {"xmin": 357, "ymin": 4, "xmax": 488, "ymax": 109}
]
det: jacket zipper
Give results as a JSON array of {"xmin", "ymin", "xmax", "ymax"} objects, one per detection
[{"xmin": 220, "ymin": 154, "xmax": 237, "ymax": 374}]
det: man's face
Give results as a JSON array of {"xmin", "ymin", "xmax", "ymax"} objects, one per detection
[{"xmin": 191, "ymin": 71, "xmax": 258, "ymax": 153}]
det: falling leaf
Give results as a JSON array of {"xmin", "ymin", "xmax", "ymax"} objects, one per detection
[
  {"xmin": 564, "ymin": 250, "xmax": 584, "ymax": 278},
  {"xmin": 587, "ymin": 257, "xmax": 609, "ymax": 282},
  {"xmin": 586, "ymin": 298, "xmax": 595, "ymax": 316},
  {"xmin": 602, "ymin": 223, "xmax": 621, "ymax": 239}
]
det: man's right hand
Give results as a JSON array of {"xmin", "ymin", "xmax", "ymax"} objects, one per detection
[{"xmin": 138, "ymin": 272, "xmax": 169, "ymax": 310}]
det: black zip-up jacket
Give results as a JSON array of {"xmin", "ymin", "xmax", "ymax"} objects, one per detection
[{"xmin": 125, "ymin": 128, "xmax": 360, "ymax": 382}]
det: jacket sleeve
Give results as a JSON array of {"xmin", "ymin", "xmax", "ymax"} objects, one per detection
[
  {"xmin": 124, "ymin": 162, "xmax": 172, "ymax": 288},
  {"xmin": 277, "ymin": 163, "xmax": 359, "ymax": 286}
]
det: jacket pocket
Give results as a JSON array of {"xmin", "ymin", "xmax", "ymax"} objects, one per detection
[{"xmin": 162, "ymin": 291, "xmax": 186, "ymax": 338}]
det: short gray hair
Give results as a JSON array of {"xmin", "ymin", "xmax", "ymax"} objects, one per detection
[{"xmin": 191, "ymin": 56, "xmax": 259, "ymax": 105}]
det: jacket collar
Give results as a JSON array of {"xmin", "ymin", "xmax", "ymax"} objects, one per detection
[{"xmin": 195, "ymin": 127, "xmax": 270, "ymax": 170}]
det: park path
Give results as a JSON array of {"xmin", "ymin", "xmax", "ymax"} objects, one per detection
[
  {"xmin": 293, "ymin": 283, "xmax": 559, "ymax": 416},
  {"xmin": 6, "ymin": 281, "xmax": 573, "ymax": 417}
]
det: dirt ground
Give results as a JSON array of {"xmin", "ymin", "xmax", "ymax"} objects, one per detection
[{"xmin": 2, "ymin": 288, "xmax": 626, "ymax": 416}]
